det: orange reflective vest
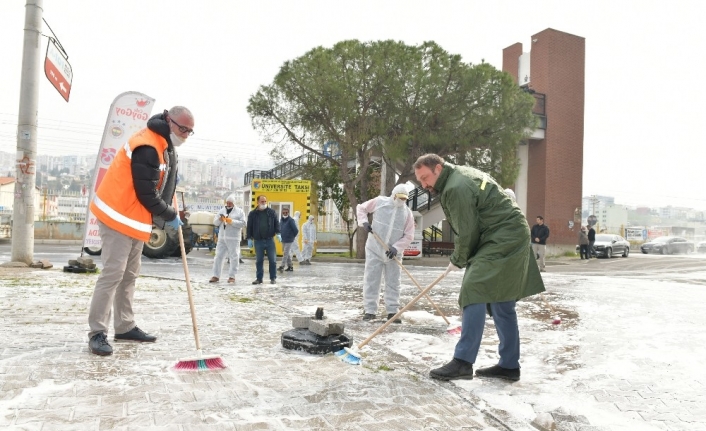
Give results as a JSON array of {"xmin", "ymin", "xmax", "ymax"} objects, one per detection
[{"xmin": 90, "ymin": 128, "xmax": 168, "ymax": 241}]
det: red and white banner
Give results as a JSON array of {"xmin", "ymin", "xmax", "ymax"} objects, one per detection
[{"xmin": 82, "ymin": 92, "xmax": 155, "ymax": 250}]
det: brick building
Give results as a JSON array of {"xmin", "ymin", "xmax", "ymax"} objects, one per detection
[{"xmin": 503, "ymin": 28, "xmax": 585, "ymax": 249}]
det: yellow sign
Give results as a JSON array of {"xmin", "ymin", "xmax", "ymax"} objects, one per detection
[
  {"xmin": 251, "ymin": 179, "xmax": 311, "ymax": 194},
  {"xmin": 249, "ymin": 179, "xmax": 314, "ymax": 257}
]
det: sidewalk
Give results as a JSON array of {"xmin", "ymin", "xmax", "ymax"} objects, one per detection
[{"xmin": 1, "ymin": 259, "xmax": 704, "ymax": 430}]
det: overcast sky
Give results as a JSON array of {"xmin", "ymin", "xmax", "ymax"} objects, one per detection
[{"xmin": 0, "ymin": 1, "xmax": 703, "ymax": 209}]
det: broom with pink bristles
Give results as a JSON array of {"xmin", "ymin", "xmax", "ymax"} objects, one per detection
[{"xmin": 171, "ymin": 199, "xmax": 226, "ymax": 371}]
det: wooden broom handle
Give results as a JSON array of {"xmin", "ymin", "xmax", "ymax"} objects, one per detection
[
  {"xmin": 174, "ymin": 196, "xmax": 201, "ymax": 351},
  {"xmin": 371, "ymin": 231, "xmax": 451, "ymax": 324},
  {"xmin": 357, "ymin": 267, "xmax": 451, "ymax": 349}
]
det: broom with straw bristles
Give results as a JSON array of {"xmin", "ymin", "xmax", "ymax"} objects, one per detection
[{"xmin": 171, "ymin": 199, "xmax": 226, "ymax": 371}]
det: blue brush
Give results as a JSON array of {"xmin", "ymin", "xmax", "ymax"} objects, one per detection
[
  {"xmin": 334, "ymin": 347, "xmax": 362, "ymax": 365},
  {"xmin": 336, "ymin": 268, "xmax": 452, "ymax": 366}
]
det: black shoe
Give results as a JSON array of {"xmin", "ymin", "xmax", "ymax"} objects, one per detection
[
  {"xmin": 430, "ymin": 358, "xmax": 474, "ymax": 381},
  {"xmin": 89, "ymin": 332, "xmax": 113, "ymax": 356},
  {"xmin": 252, "ymin": 279, "xmax": 263, "ymax": 285},
  {"xmin": 239, "ymin": 258, "xmax": 244, "ymax": 264},
  {"xmin": 362, "ymin": 313, "xmax": 376, "ymax": 321},
  {"xmin": 114, "ymin": 326, "xmax": 156, "ymax": 343},
  {"xmin": 271, "ymin": 279, "xmax": 276, "ymax": 284},
  {"xmin": 475, "ymin": 364, "xmax": 520, "ymax": 381},
  {"xmin": 387, "ymin": 313, "xmax": 402, "ymax": 324},
  {"xmin": 285, "ymin": 266, "xmax": 293, "ymax": 272},
  {"xmin": 278, "ymin": 266, "xmax": 284, "ymax": 272}
]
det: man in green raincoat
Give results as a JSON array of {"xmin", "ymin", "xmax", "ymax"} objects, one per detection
[{"xmin": 414, "ymin": 154, "xmax": 545, "ymax": 381}]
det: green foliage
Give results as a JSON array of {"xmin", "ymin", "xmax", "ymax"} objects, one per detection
[{"xmin": 248, "ymin": 39, "xmax": 539, "ymax": 256}]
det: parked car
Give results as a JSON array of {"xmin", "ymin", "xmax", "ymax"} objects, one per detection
[
  {"xmin": 697, "ymin": 242, "xmax": 706, "ymax": 253},
  {"xmin": 640, "ymin": 236, "xmax": 694, "ymax": 255},
  {"xmin": 592, "ymin": 234, "xmax": 630, "ymax": 258}
]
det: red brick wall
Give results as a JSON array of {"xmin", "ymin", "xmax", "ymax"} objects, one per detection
[{"xmin": 504, "ymin": 29, "xmax": 585, "ymax": 247}]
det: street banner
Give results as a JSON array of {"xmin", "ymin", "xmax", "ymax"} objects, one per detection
[{"xmin": 81, "ymin": 92, "xmax": 155, "ymax": 251}]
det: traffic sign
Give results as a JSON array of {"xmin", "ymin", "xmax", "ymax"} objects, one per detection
[{"xmin": 44, "ymin": 39, "xmax": 73, "ymax": 102}]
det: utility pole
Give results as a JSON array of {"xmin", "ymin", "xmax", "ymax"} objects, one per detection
[{"xmin": 11, "ymin": 0, "xmax": 43, "ymax": 264}]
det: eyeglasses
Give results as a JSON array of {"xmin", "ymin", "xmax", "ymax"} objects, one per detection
[{"xmin": 170, "ymin": 118, "xmax": 194, "ymax": 136}]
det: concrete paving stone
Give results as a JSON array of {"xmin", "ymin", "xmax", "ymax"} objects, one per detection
[
  {"xmin": 366, "ymin": 405, "xmax": 418, "ymax": 421},
  {"xmin": 97, "ymin": 414, "xmax": 154, "ymax": 431},
  {"xmin": 14, "ymin": 408, "xmax": 71, "ymax": 424},
  {"xmin": 125, "ymin": 399, "xmax": 171, "ymax": 414},
  {"xmin": 3, "ymin": 424, "xmax": 44, "ymax": 431},
  {"xmin": 591, "ymin": 392, "xmax": 628, "ymax": 403},
  {"xmin": 148, "ymin": 390, "xmax": 196, "ymax": 403},
  {"xmin": 374, "ymin": 418, "xmax": 428, "ymax": 431},
  {"xmin": 128, "ymin": 426, "xmax": 181, "ymax": 431},
  {"xmin": 232, "ymin": 422, "xmax": 283, "ymax": 430},
  {"xmin": 73, "ymin": 402, "xmax": 125, "ymax": 419},
  {"xmin": 322, "ymin": 410, "xmax": 375, "ymax": 428},
  {"xmin": 153, "ymin": 411, "xmax": 204, "ymax": 426},
  {"xmin": 638, "ymin": 411, "xmax": 681, "ymax": 422},
  {"xmin": 338, "ymin": 400, "xmax": 379, "ymax": 412},
  {"xmin": 292, "ymin": 316, "xmax": 311, "ymax": 329},
  {"xmin": 47, "ymin": 396, "xmax": 99, "ymax": 409},
  {"xmin": 280, "ymin": 415, "xmax": 333, "ymax": 430},
  {"xmin": 624, "ymin": 395, "xmax": 667, "ymax": 407},
  {"xmin": 191, "ymin": 388, "xmax": 238, "ymax": 402},
  {"xmin": 183, "ymin": 423, "xmax": 237, "ymax": 431}
]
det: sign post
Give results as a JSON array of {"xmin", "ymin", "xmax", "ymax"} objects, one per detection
[{"xmin": 44, "ymin": 38, "xmax": 72, "ymax": 102}]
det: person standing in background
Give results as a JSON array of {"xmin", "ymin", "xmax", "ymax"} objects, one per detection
[
  {"xmin": 531, "ymin": 216, "xmax": 550, "ymax": 272},
  {"xmin": 289, "ymin": 210, "xmax": 304, "ymax": 265},
  {"xmin": 210, "ymin": 194, "xmax": 246, "ymax": 283},
  {"xmin": 301, "ymin": 215, "xmax": 317, "ymax": 265},
  {"xmin": 246, "ymin": 195, "xmax": 280, "ymax": 285},
  {"xmin": 578, "ymin": 226, "xmax": 590, "ymax": 260},
  {"xmin": 278, "ymin": 208, "xmax": 299, "ymax": 272},
  {"xmin": 587, "ymin": 224, "xmax": 596, "ymax": 258}
]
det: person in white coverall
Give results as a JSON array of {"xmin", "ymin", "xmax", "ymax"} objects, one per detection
[
  {"xmin": 210, "ymin": 195, "xmax": 246, "ymax": 283},
  {"xmin": 356, "ymin": 184, "xmax": 414, "ymax": 323},
  {"xmin": 289, "ymin": 210, "xmax": 304, "ymax": 264},
  {"xmin": 301, "ymin": 215, "xmax": 317, "ymax": 264}
]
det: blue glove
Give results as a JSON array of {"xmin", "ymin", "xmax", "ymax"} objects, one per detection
[
  {"xmin": 385, "ymin": 244, "xmax": 398, "ymax": 259},
  {"xmin": 165, "ymin": 216, "xmax": 183, "ymax": 230},
  {"xmin": 362, "ymin": 222, "xmax": 372, "ymax": 232},
  {"xmin": 247, "ymin": 238, "xmax": 253, "ymax": 248},
  {"xmin": 276, "ymin": 234, "xmax": 282, "ymax": 242}
]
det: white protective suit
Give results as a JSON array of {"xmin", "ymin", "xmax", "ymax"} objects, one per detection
[
  {"xmin": 211, "ymin": 195, "xmax": 246, "ymax": 280},
  {"xmin": 301, "ymin": 215, "xmax": 317, "ymax": 262},
  {"xmin": 289, "ymin": 210, "xmax": 303, "ymax": 263},
  {"xmin": 356, "ymin": 184, "xmax": 415, "ymax": 315}
]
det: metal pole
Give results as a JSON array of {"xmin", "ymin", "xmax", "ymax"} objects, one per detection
[{"xmin": 12, "ymin": 0, "xmax": 43, "ymax": 264}]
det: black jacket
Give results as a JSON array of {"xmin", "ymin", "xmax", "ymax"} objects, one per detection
[
  {"xmin": 587, "ymin": 228, "xmax": 596, "ymax": 242},
  {"xmin": 131, "ymin": 113, "xmax": 179, "ymax": 225},
  {"xmin": 280, "ymin": 217, "xmax": 299, "ymax": 243},
  {"xmin": 246, "ymin": 208, "xmax": 280, "ymax": 240},
  {"xmin": 531, "ymin": 224, "xmax": 550, "ymax": 245}
]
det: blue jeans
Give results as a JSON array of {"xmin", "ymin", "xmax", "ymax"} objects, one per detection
[
  {"xmin": 454, "ymin": 301, "xmax": 520, "ymax": 369},
  {"xmin": 254, "ymin": 238, "xmax": 277, "ymax": 281}
]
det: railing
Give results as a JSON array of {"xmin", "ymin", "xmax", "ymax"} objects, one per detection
[
  {"xmin": 243, "ymin": 152, "xmax": 333, "ymax": 185},
  {"xmin": 423, "ymin": 225, "xmax": 443, "ymax": 242},
  {"xmin": 406, "ymin": 186, "xmax": 442, "ymax": 212}
]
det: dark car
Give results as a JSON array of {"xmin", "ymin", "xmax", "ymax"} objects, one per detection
[
  {"xmin": 640, "ymin": 236, "xmax": 694, "ymax": 255},
  {"xmin": 592, "ymin": 234, "xmax": 630, "ymax": 258}
]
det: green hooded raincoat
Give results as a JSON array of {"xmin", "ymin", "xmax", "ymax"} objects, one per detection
[{"xmin": 434, "ymin": 163, "xmax": 546, "ymax": 308}]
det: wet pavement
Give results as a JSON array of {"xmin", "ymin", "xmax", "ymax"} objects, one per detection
[{"xmin": 1, "ymin": 250, "xmax": 705, "ymax": 430}]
